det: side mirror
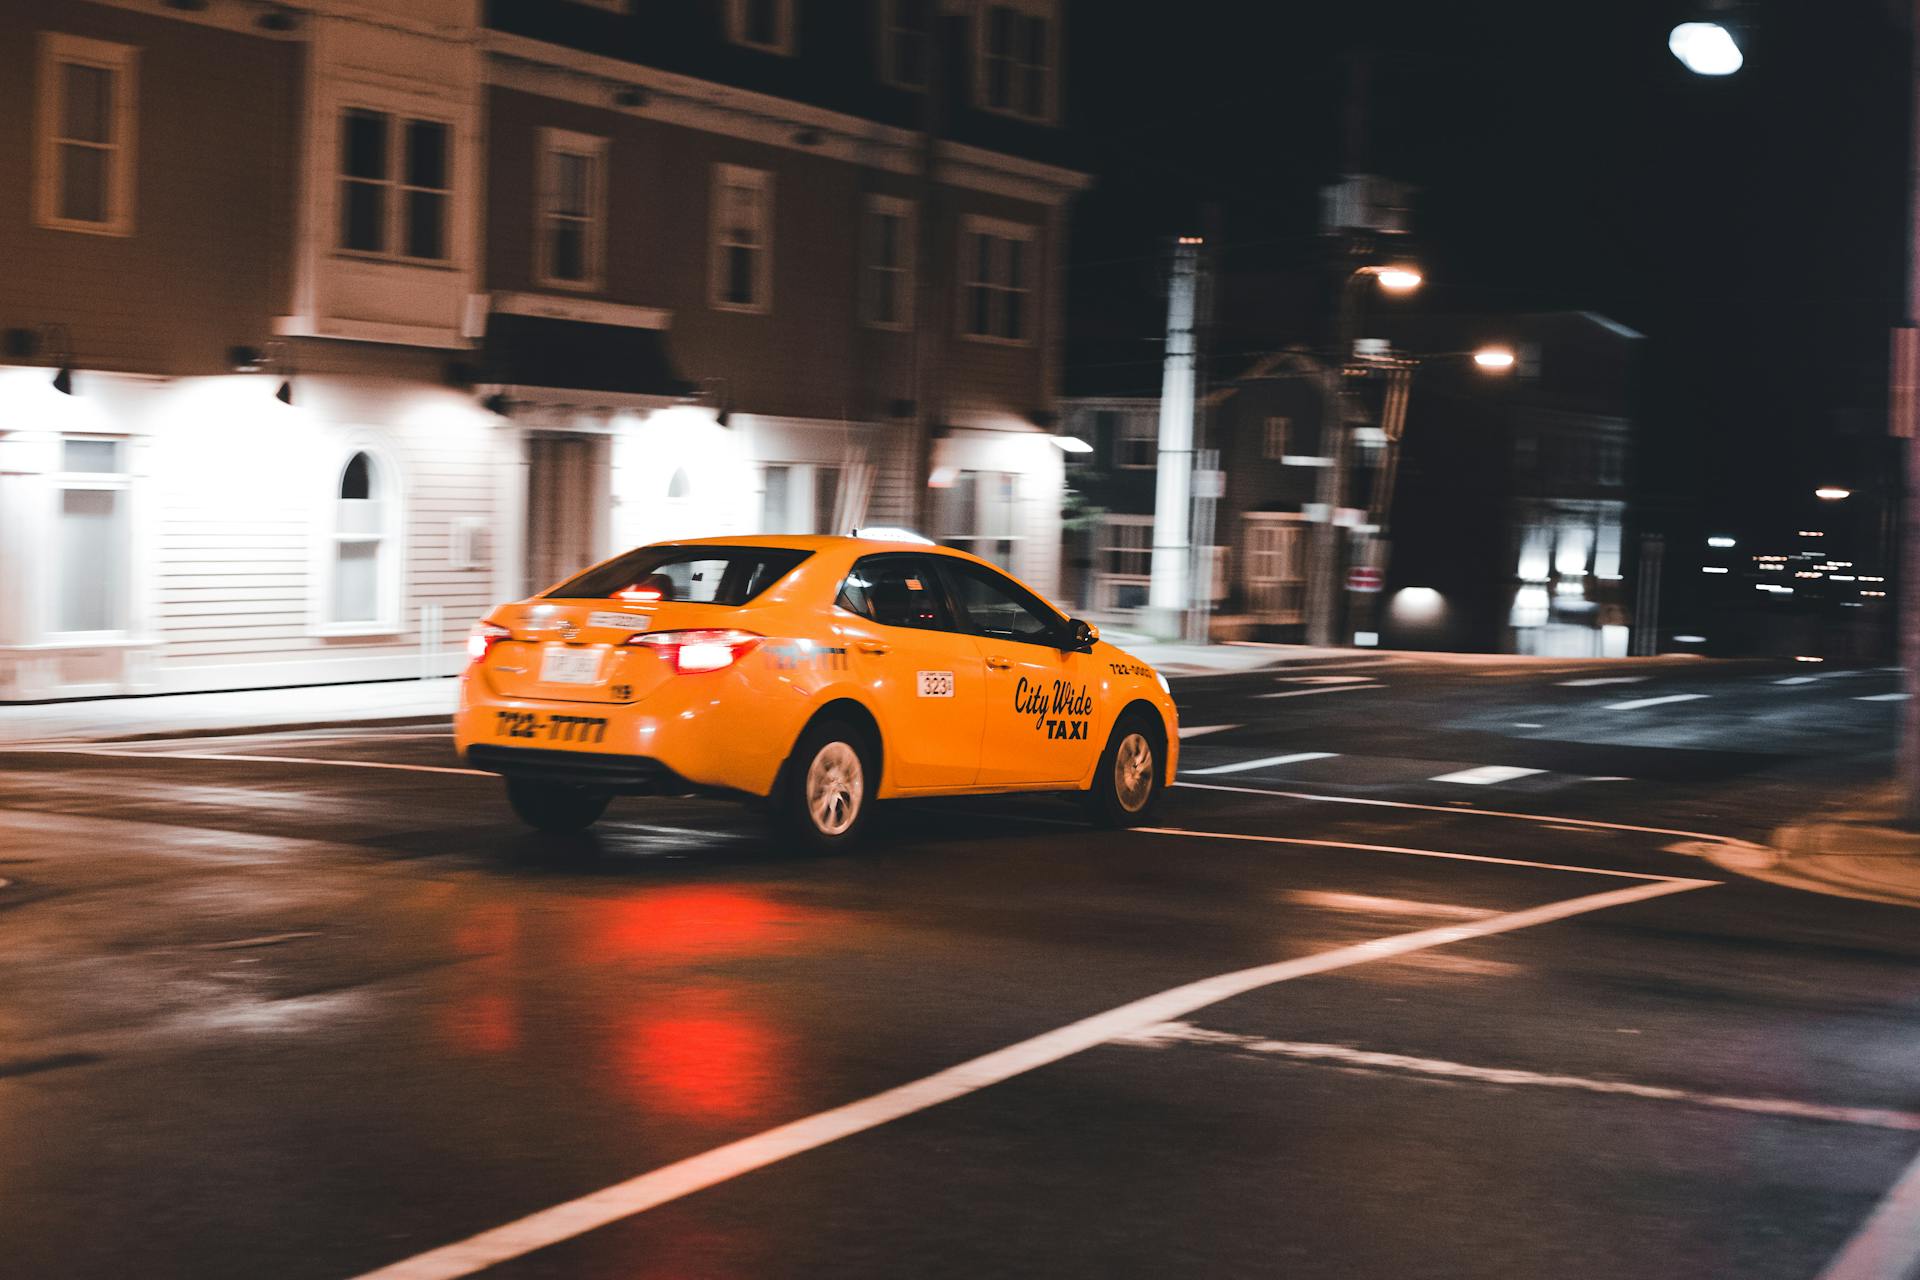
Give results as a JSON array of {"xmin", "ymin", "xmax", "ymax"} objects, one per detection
[{"xmin": 1063, "ymin": 618, "xmax": 1099, "ymax": 653}]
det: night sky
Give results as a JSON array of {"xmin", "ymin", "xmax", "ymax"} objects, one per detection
[{"xmin": 1066, "ymin": 0, "xmax": 1913, "ymax": 548}]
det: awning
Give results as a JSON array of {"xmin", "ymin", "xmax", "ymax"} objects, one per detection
[{"xmin": 482, "ymin": 314, "xmax": 694, "ymax": 398}]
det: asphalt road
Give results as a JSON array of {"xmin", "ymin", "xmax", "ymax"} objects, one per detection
[{"xmin": 4, "ymin": 654, "xmax": 1920, "ymax": 1279}]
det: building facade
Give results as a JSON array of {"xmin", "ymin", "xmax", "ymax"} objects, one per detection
[{"xmin": 0, "ymin": 0, "xmax": 1085, "ymax": 700}]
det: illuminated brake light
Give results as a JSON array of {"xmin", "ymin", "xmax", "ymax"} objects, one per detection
[
  {"xmin": 628, "ymin": 629, "xmax": 762, "ymax": 674},
  {"xmin": 467, "ymin": 621, "xmax": 510, "ymax": 663}
]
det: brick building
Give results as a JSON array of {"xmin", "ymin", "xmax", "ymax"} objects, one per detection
[{"xmin": 0, "ymin": 0, "xmax": 1086, "ymax": 699}]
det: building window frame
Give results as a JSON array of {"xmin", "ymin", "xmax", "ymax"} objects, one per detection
[
  {"xmin": 47, "ymin": 435, "xmax": 134, "ymax": 640},
  {"xmin": 710, "ymin": 163, "xmax": 774, "ymax": 314},
  {"xmin": 879, "ymin": 0, "xmax": 933, "ymax": 89},
  {"xmin": 959, "ymin": 214, "xmax": 1036, "ymax": 345},
  {"xmin": 1263, "ymin": 416, "xmax": 1291, "ymax": 461},
  {"xmin": 335, "ymin": 106, "xmax": 453, "ymax": 265},
  {"xmin": 863, "ymin": 194, "xmax": 915, "ymax": 331},
  {"xmin": 535, "ymin": 127, "xmax": 608, "ymax": 292},
  {"xmin": 316, "ymin": 441, "xmax": 405, "ymax": 637},
  {"xmin": 726, "ymin": 0, "xmax": 796, "ymax": 55},
  {"xmin": 35, "ymin": 33, "xmax": 139, "ymax": 237},
  {"xmin": 1114, "ymin": 412, "xmax": 1157, "ymax": 469},
  {"xmin": 975, "ymin": 0, "xmax": 1055, "ymax": 123}
]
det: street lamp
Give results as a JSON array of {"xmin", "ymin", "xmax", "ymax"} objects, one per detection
[
  {"xmin": 1669, "ymin": 21, "xmax": 1743, "ymax": 76},
  {"xmin": 1370, "ymin": 265, "xmax": 1424, "ymax": 293},
  {"xmin": 1472, "ymin": 346, "xmax": 1516, "ymax": 371}
]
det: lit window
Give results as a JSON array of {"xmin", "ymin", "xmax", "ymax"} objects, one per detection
[
  {"xmin": 53, "ymin": 437, "xmax": 131, "ymax": 635},
  {"xmin": 880, "ymin": 0, "xmax": 932, "ymax": 87},
  {"xmin": 1264, "ymin": 416, "xmax": 1290, "ymax": 461},
  {"xmin": 961, "ymin": 217, "xmax": 1036, "ymax": 343},
  {"xmin": 727, "ymin": 0, "xmax": 794, "ymax": 54},
  {"xmin": 339, "ymin": 109, "xmax": 450, "ymax": 261},
  {"xmin": 537, "ymin": 128, "xmax": 607, "ymax": 289},
  {"xmin": 36, "ymin": 34, "xmax": 138, "ymax": 235},
  {"xmin": 331, "ymin": 450, "xmax": 396, "ymax": 627},
  {"xmin": 864, "ymin": 196, "xmax": 914, "ymax": 329},
  {"xmin": 711, "ymin": 164, "xmax": 773, "ymax": 313},
  {"xmin": 979, "ymin": 3, "xmax": 1051, "ymax": 121}
]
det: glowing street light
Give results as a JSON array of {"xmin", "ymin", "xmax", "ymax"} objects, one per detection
[
  {"xmin": 1815, "ymin": 486, "xmax": 1852, "ymax": 501},
  {"xmin": 1472, "ymin": 346, "xmax": 1516, "ymax": 371},
  {"xmin": 1370, "ymin": 266, "xmax": 1424, "ymax": 293},
  {"xmin": 1707, "ymin": 535, "xmax": 1736, "ymax": 548},
  {"xmin": 1669, "ymin": 22, "xmax": 1743, "ymax": 76}
]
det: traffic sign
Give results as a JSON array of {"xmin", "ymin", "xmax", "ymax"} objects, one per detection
[{"xmin": 1347, "ymin": 566, "xmax": 1384, "ymax": 593}]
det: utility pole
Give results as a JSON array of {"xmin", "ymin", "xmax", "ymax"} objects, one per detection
[
  {"xmin": 907, "ymin": 9, "xmax": 945, "ymax": 533},
  {"xmin": 1146, "ymin": 235, "xmax": 1202, "ymax": 638},
  {"xmin": 1899, "ymin": 0, "xmax": 1920, "ymax": 816}
]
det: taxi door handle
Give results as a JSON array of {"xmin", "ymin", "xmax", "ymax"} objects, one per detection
[
  {"xmin": 857, "ymin": 641, "xmax": 891, "ymax": 655},
  {"xmin": 985, "ymin": 655, "xmax": 1014, "ymax": 670}
]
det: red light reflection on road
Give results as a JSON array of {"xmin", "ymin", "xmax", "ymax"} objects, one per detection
[
  {"xmin": 585, "ymin": 888, "xmax": 828, "ymax": 966},
  {"xmin": 621, "ymin": 988, "xmax": 788, "ymax": 1120},
  {"xmin": 442, "ymin": 991, "xmax": 519, "ymax": 1054}
]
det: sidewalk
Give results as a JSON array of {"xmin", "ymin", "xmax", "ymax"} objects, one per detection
[
  {"xmin": 1100, "ymin": 632, "xmax": 1359, "ymax": 674},
  {"xmin": 1739, "ymin": 782, "xmax": 1920, "ymax": 910},
  {"xmin": 0, "ymin": 678, "xmax": 460, "ymax": 746}
]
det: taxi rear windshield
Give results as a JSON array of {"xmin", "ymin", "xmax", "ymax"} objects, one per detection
[{"xmin": 547, "ymin": 546, "xmax": 811, "ymax": 606}]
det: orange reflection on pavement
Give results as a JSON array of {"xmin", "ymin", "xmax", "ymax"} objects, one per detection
[
  {"xmin": 585, "ymin": 887, "xmax": 831, "ymax": 966},
  {"xmin": 621, "ymin": 988, "xmax": 788, "ymax": 1120}
]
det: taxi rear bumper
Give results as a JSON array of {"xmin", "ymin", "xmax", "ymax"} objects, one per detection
[{"xmin": 465, "ymin": 744, "xmax": 697, "ymax": 795}]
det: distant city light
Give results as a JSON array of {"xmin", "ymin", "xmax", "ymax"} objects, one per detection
[
  {"xmin": 1795, "ymin": 655, "xmax": 1824, "ymax": 663},
  {"xmin": 1049, "ymin": 436, "xmax": 1094, "ymax": 453},
  {"xmin": 1373, "ymin": 266, "xmax": 1424, "ymax": 293},
  {"xmin": 1701, "ymin": 566, "xmax": 1728, "ymax": 574},
  {"xmin": 1673, "ymin": 635, "xmax": 1707, "ymax": 644},
  {"xmin": 1831, "ymin": 575, "xmax": 1855, "ymax": 582},
  {"xmin": 1815, "ymin": 487, "xmax": 1851, "ymax": 501},
  {"xmin": 1798, "ymin": 530, "xmax": 1825, "ymax": 537},
  {"xmin": 1707, "ymin": 536, "xmax": 1736, "ymax": 548},
  {"xmin": 1472, "ymin": 346, "xmax": 1516, "ymax": 370},
  {"xmin": 1354, "ymin": 631, "xmax": 1379, "ymax": 647},
  {"xmin": 1669, "ymin": 22, "xmax": 1743, "ymax": 76},
  {"xmin": 1864, "ymin": 590, "xmax": 1888, "ymax": 598}
]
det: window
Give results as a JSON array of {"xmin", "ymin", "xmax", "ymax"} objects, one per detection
[
  {"xmin": 36, "ymin": 34, "xmax": 138, "ymax": 235},
  {"xmin": 961, "ymin": 217, "xmax": 1035, "ymax": 342},
  {"xmin": 338, "ymin": 109, "xmax": 450, "ymax": 261},
  {"xmin": 537, "ymin": 128, "xmax": 607, "ymax": 290},
  {"xmin": 880, "ymin": 0, "xmax": 932, "ymax": 87},
  {"xmin": 727, "ymin": 0, "xmax": 794, "ymax": 53},
  {"xmin": 1097, "ymin": 516, "xmax": 1152, "ymax": 611},
  {"xmin": 53, "ymin": 437, "xmax": 131, "ymax": 635},
  {"xmin": 711, "ymin": 164, "xmax": 772, "ymax": 312},
  {"xmin": 1264, "ymin": 416, "xmax": 1290, "ymax": 461},
  {"xmin": 1115, "ymin": 413, "xmax": 1156, "ymax": 468},
  {"xmin": 840, "ymin": 555, "xmax": 953, "ymax": 631},
  {"xmin": 552, "ymin": 545, "xmax": 812, "ymax": 604},
  {"xmin": 331, "ymin": 451, "xmax": 393, "ymax": 625},
  {"xmin": 761, "ymin": 463, "xmax": 843, "ymax": 534},
  {"xmin": 864, "ymin": 195, "xmax": 914, "ymax": 329},
  {"xmin": 935, "ymin": 470, "xmax": 1017, "ymax": 569},
  {"xmin": 979, "ymin": 3, "xmax": 1051, "ymax": 121},
  {"xmin": 942, "ymin": 558, "xmax": 1063, "ymax": 645}
]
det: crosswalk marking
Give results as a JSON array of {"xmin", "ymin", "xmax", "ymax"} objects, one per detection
[
  {"xmin": 1776, "ymin": 677, "xmax": 1819, "ymax": 685},
  {"xmin": 1276, "ymin": 675, "xmax": 1376, "ymax": 685},
  {"xmin": 1256, "ymin": 684, "xmax": 1383, "ymax": 701},
  {"xmin": 1184, "ymin": 751, "xmax": 1338, "ymax": 777},
  {"xmin": 1857, "ymin": 693, "xmax": 1911, "ymax": 702},
  {"xmin": 1177, "ymin": 724, "xmax": 1240, "ymax": 740},
  {"xmin": 1430, "ymin": 765, "xmax": 1546, "ymax": 786},
  {"xmin": 1558, "ymin": 676, "xmax": 1648, "ymax": 687},
  {"xmin": 1606, "ymin": 693, "xmax": 1708, "ymax": 711}
]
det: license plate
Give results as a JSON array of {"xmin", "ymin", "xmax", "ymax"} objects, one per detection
[
  {"xmin": 540, "ymin": 646, "xmax": 603, "ymax": 684},
  {"xmin": 493, "ymin": 710, "xmax": 608, "ymax": 745}
]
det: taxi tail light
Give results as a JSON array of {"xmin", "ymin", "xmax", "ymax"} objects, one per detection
[
  {"xmin": 626, "ymin": 629, "xmax": 763, "ymax": 674},
  {"xmin": 467, "ymin": 621, "xmax": 510, "ymax": 664}
]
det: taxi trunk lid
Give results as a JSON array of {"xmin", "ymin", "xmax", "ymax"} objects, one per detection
[{"xmin": 479, "ymin": 600, "xmax": 752, "ymax": 704}]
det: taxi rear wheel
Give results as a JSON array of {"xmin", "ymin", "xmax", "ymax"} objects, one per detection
[
  {"xmin": 505, "ymin": 779, "xmax": 611, "ymax": 834},
  {"xmin": 775, "ymin": 719, "xmax": 874, "ymax": 852},
  {"xmin": 1086, "ymin": 712, "xmax": 1165, "ymax": 828}
]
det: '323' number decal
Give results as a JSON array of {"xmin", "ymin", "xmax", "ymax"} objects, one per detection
[{"xmin": 917, "ymin": 670, "xmax": 954, "ymax": 698}]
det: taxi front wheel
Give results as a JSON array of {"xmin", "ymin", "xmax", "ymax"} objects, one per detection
[
  {"xmin": 775, "ymin": 719, "xmax": 874, "ymax": 852},
  {"xmin": 505, "ymin": 779, "xmax": 611, "ymax": 834},
  {"xmin": 1086, "ymin": 713, "xmax": 1165, "ymax": 827}
]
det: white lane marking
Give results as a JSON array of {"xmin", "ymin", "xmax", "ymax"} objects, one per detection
[
  {"xmin": 1285, "ymin": 891, "xmax": 1496, "ymax": 920},
  {"xmin": 1430, "ymin": 766, "xmax": 1546, "ymax": 786},
  {"xmin": 1558, "ymin": 677, "xmax": 1649, "ymax": 687},
  {"xmin": 1256, "ymin": 684, "xmax": 1384, "ymax": 701},
  {"xmin": 1777, "ymin": 676, "xmax": 1821, "ymax": 685},
  {"xmin": 1137, "ymin": 825, "xmax": 1705, "ymax": 882},
  {"xmin": 1824, "ymin": 1143, "xmax": 1920, "ymax": 1280},
  {"xmin": 1185, "ymin": 751, "xmax": 1339, "ymax": 777},
  {"xmin": 1276, "ymin": 675, "xmax": 1376, "ymax": 685},
  {"xmin": 1512, "ymin": 722, "xmax": 1544, "ymax": 728},
  {"xmin": 1177, "ymin": 724, "xmax": 1241, "ymax": 740},
  {"xmin": 345, "ymin": 877, "xmax": 1711, "ymax": 1280},
  {"xmin": 1857, "ymin": 693, "xmax": 1912, "ymax": 702},
  {"xmin": 37, "ymin": 748, "xmax": 490, "ymax": 778},
  {"xmin": 1119, "ymin": 1024, "xmax": 1920, "ymax": 1133},
  {"xmin": 1605, "ymin": 693, "xmax": 1709, "ymax": 711},
  {"xmin": 1173, "ymin": 780, "xmax": 1748, "ymax": 847}
]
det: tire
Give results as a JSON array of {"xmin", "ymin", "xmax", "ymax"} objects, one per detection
[
  {"xmin": 505, "ymin": 779, "xmax": 611, "ymax": 834},
  {"xmin": 774, "ymin": 718, "xmax": 875, "ymax": 853},
  {"xmin": 1085, "ymin": 712, "xmax": 1165, "ymax": 828}
]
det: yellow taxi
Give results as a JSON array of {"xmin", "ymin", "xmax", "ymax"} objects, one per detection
[{"xmin": 455, "ymin": 534, "xmax": 1179, "ymax": 847}]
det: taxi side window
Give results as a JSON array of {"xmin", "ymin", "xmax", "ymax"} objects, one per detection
[
  {"xmin": 840, "ymin": 556, "xmax": 954, "ymax": 631},
  {"xmin": 941, "ymin": 559, "xmax": 1063, "ymax": 646}
]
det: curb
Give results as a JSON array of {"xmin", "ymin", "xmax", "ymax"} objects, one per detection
[
  {"xmin": 1752, "ymin": 784, "xmax": 1920, "ymax": 910},
  {"xmin": 8, "ymin": 711, "xmax": 453, "ymax": 750}
]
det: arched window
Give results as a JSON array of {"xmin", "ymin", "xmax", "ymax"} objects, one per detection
[
  {"xmin": 667, "ymin": 467, "xmax": 692, "ymax": 499},
  {"xmin": 332, "ymin": 450, "xmax": 388, "ymax": 623}
]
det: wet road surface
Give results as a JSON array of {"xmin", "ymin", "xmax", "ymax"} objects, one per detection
[{"xmin": 3, "ymin": 655, "xmax": 1919, "ymax": 1279}]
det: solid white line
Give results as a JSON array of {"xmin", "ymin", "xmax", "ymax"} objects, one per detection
[
  {"xmin": 1256, "ymin": 684, "xmax": 1383, "ymax": 701},
  {"xmin": 1818, "ymin": 1144, "xmax": 1920, "ymax": 1280},
  {"xmin": 1136, "ymin": 825, "xmax": 1704, "ymax": 882},
  {"xmin": 1284, "ymin": 891, "xmax": 1496, "ymax": 920},
  {"xmin": 1605, "ymin": 693, "xmax": 1709, "ymax": 711},
  {"xmin": 345, "ymin": 877, "xmax": 1711, "ymax": 1280},
  {"xmin": 43, "ymin": 748, "xmax": 491, "ymax": 778},
  {"xmin": 1173, "ymin": 779, "xmax": 1747, "ymax": 846},
  {"xmin": 1857, "ymin": 693, "xmax": 1912, "ymax": 702},
  {"xmin": 1777, "ymin": 676, "xmax": 1821, "ymax": 685},
  {"xmin": 1120, "ymin": 1024, "xmax": 1920, "ymax": 1133},
  {"xmin": 1430, "ymin": 765, "xmax": 1546, "ymax": 786},
  {"xmin": 1185, "ymin": 751, "xmax": 1338, "ymax": 777},
  {"xmin": 1177, "ymin": 724, "xmax": 1240, "ymax": 740},
  {"xmin": 1558, "ymin": 677, "xmax": 1649, "ymax": 687},
  {"xmin": 1275, "ymin": 675, "xmax": 1377, "ymax": 685}
]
